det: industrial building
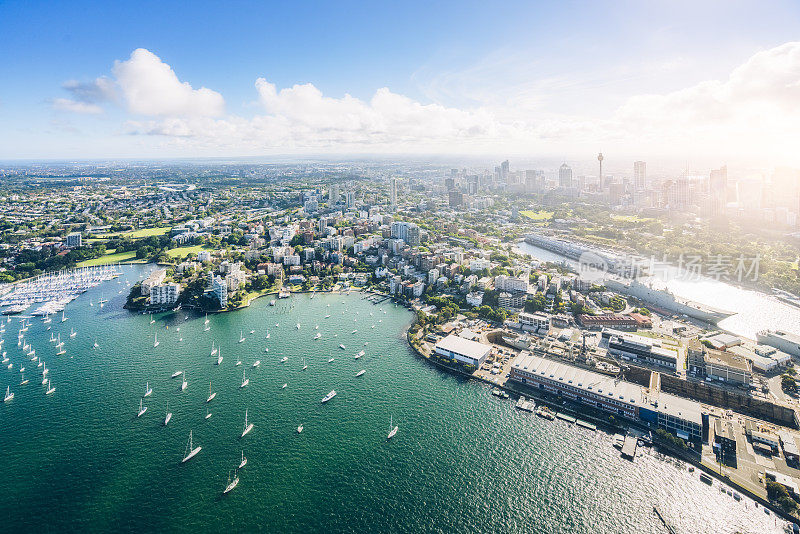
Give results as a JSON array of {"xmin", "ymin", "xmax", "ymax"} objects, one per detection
[
  {"xmin": 604, "ymin": 330, "xmax": 678, "ymax": 370},
  {"xmin": 434, "ymin": 335, "xmax": 492, "ymax": 367},
  {"xmin": 509, "ymin": 352, "xmax": 704, "ymax": 441}
]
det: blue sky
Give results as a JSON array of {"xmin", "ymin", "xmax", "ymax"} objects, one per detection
[{"xmin": 2, "ymin": 0, "xmax": 800, "ymax": 163}]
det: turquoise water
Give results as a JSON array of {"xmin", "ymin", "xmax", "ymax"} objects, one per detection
[{"xmin": 0, "ymin": 265, "xmax": 788, "ymax": 533}]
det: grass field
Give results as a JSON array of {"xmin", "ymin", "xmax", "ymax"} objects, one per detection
[
  {"xmin": 76, "ymin": 250, "xmax": 139, "ymax": 267},
  {"xmin": 610, "ymin": 214, "xmax": 654, "ymax": 223},
  {"xmin": 99, "ymin": 226, "xmax": 171, "ymax": 239},
  {"xmin": 165, "ymin": 245, "xmax": 209, "ymax": 258},
  {"xmin": 520, "ymin": 210, "xmax": 554, "ymax": 221}
]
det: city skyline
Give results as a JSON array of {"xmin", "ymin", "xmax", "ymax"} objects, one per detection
[{"xmin": 2, "ymin": 1, "xmax": 800, "ymax": 165}]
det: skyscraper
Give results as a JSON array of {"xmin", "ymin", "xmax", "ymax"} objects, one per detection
[
  {"xmin": 389, "ymin": 178, "xmax": 397, "ymax": 210},
  {"xmin": 633, "ymin": 161, "xmax": 646, "ymax": 190},
  {"xmin": 329, "ymin": 183, "xmax": 340, "ymax": 205},
  {"xmin": 501, "ymin": 160, "xmax": 510, "ymax": 184},
  {"xmin": 558, "ymin": 163, "xmax": 573, "ymax": 188},
  {"xmin": 709, "ymin": 165, "xmax": 728, "ymax": 217}
]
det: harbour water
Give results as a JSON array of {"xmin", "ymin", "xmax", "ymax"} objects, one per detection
[
  {"xmin": 517, "ymin": 240, "xmax": 800, "ymax": 339},
  {"xmin": 0, "ymin": 265, "xmax": 788, "ymax": 532}
]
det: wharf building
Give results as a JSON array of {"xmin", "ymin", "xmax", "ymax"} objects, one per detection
[
  {"xmin": 434, "ymin": 335, "xmax": 492, "ymax": 367},
  {"xmin": 602, "ymin": 329, "xmax": 678, "ymax": 370},
  {"xmin": 510, "ymin": 352, "xmax": 704, "ymax": 441}
]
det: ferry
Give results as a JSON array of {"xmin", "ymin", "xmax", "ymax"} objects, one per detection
[{"xmin": 321, "ymin": 390, "xmax": 337, "ymax": 403}]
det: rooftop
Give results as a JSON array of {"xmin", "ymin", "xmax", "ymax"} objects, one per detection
[{"xmin": 434, "ymin": 334, "xmax": 491, "ymax": 359}]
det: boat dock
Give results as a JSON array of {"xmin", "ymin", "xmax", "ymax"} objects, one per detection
[
  {"xmin": 621, "ymin": 434, "xmax": 638, "ymax": 460},
  {"xmin": 576, "ymin": 419, "xmax": 596, "ymax": 431},
  {"xmin": 515, "ymin": 396, "xmax": 535, "ymax": 412},
  {"xmin": 556, "ymin": 412, "xmax": 576, "ymax": 424}
]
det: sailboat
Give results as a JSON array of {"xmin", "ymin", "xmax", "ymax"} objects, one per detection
[
  {"xmin": 253, "ymin": 360, "xmax": 261, "ymax": 367},
  {"xmin": 149, "ymin": 314, "xmax": 155, "ymax": 325},
  {"xmin": 239, "ymin": 451, "xmax": 247, "ymax": 468},
  {"xmin": 144, "ymin": 382, "xmax": 153, "ymax": 397},
  {"xmin": 4, "ymin": 386, "xmax": 13, "ymax": 402},
  {"xmin": 235, "ymin": 356, "xmax": 242, "ymax": 366},
  {"xmin": 205, "ymin": 408, "xmax": 212, "ymax": 420},
  {"xmin": 210, "ymin": 342, "xmax": 217, "ymax": 357},
  {"xmin": 223, "ymin": 470, "xmax": 239, "ymax": 494},
  {"xmin": 356, "ymin": 369, "xmax": 366, "ymax": 377},
  {"xmin": 321, "ymin": 390, "xmax": 336, "ymax": 403},
  {"xmin": 314, "ymin": 332, "xmax": 321, "ymax": 340},
  {"xmin": 181, "ymin": 430, "xmax": 202, "ymax": 463},
  {"xmin": 55, "ymin": 334, "xmax": 64, "ymax": 348},
  {"xmin": 216, "ymin": 348, "xmax": 223, "ymax": 366},
  {"xmin": 171, "ymin": 370, "xmax": 183, "ymax": 378},
  {"xmin": 296, "ymin": 323, "xmax": 301, "ymax": 330},
  {"xmin": 238, "ymin": 331, "xmax": 245, "ymax": 343},
  {"xmin": 69, "ymin": 327, "xmax": 76, "ymax": 338},
  {"xmin": 93, "ymin": 339, "xmax": 98, "ymax": 348},
  {"xmin": 240, "ymin": 370, "xmax": 249, "ymax": 388},
  {"xmin": 297, "ymin": 424, "xmax": 303, "ymax": 433},
  {"xmin": 180, "ymin": 371, "xmax": 188, "ymax": 391},
  {"xmin": 280, "ymin": 357, "xmax": 287, "ymax": 363},
  {"xmin": 137, "ymin": 398, "xmax": 147, "ymax": 417},
  {"xmin": 241, "ymin": 410, "xmax": 254, "ymax": 437},
  {"xmin": 302, "ymin": 358, "xmax": 307, "ymax": 371},
  {"xmin": 153, "ymin": 332, "xmax": 159, "ymax": 348},
  {"xmin": 281, "ymin": 383, "xmax": 287, "ymax": 389},
  {"xmin": 387, "ymin": 416, "xmax": 398, "ymax": 439},
  {"xmin": 19, "ymin": 374, "xmax": 28, "ymax": 386},
  {"xmin": 204, "ymin": 313, "xmax": 209, "ymax": 325},
  {"xmin": 164, "ymin": 401, "xmax": 172, "ymax": 425},
  {"xmin": 43, "ymin": 313, "xmax": 52, "ymax": 323},
  {"xmin": 61, "ymin": 310, "xmax": 67, "ymax": 323},
  {"xmin": 207, "ymin": 381, "xmax": 216, "ymax": 402},
  {"xmin": 265, "ymin": 332, "xmax": 270, "ymax": 339},
  {"xmin": 45, "ymin": 380, "xmax": 55, "ymax": 395},
  {"xmin": 328, "ymin": 357, "xmax": 334, "ymax": 363}
]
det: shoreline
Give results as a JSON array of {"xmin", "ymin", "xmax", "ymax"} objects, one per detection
[{"xmin": 403, "ymin": 322, "xmax": 799, "ymax": 527}]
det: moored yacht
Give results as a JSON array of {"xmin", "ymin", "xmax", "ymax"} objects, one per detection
[
  {"xmin": 4, "ymin": 386, "xmax": 13, "ymax": 402},
  {"xmin": 241, "ymin": 409, "xmax": 253, "ymax": 437},
  {"xmin": 207, "ymin": 381, "xmax": 216, "ymax": 402},
  {"xmin": 181, "ymin": 430, "xmax": 202, "ymax": 463},
  {"xmin": 387, "ymin": 416, "xmax": 398, "ymax": 439},
  {"xmin": 356, "ymin": 369, "xmax": 366, "ymax": 377},
  {"xmin": 164, "ymin": 401, "xmax": 172, "ymax": 425},
  {"xmin": 240, "ymin": 370, "xmax": 249, "ymax": 388},
  {"xmin": 223, "ymin": 471, "xmax": 239, "ymax": 494},
  {"xmin": 137, "ymin": 398, "xmax": 147, "ymax": 417},
  {"xmin": 321, "ymin": 390, "xmax": 336, "ymax": 403},
  {"xmin": 239, "ymin": 451, "xmax": 247, "ymax": 469}
]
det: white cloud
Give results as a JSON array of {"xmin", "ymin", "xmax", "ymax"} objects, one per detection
[
  {"xmin": 52, "ymin": 98, "xmax": 104, "ymax": 115},
  {"xmin": 54, "ymin": 42, "xmax": 800, "ymax": 163},
  {"xmin": 112, "ymin": 48, "xmax": 225, "ymax": 118}
]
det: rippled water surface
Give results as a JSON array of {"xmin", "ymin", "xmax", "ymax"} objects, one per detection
[{"xmin": 0, "ymin": 265, "xmax": 788, "ymax": 532}]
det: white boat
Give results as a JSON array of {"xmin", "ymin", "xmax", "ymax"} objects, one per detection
[
  {"xmin": 153, "ymin": 333, "xmax": 159, "ymax": 348},
  {"xmin": 314, "ymin": 333, "xmax": 321, "ymax": 340},
  {"xmin": 45, "ymin": 381, "xmax": 56, "ymax": 395},
  {"xmin": 240, "ymin": 370, "xmax": 249, "ymax": 388},
  {"xmin": 269, "ymin": 300, "xmax": 276, "ymax": 306},
  {"xmin": 328, "ymin": 357, "xmax": 334, "ymax": 363},
  {"xmin": 281, "ymin": 383, "xmax": 287, "ymax": 389},
  {"xmin": 164, "ymin": 402, "xmax": 172, "ymax": 425},
  {"xmin": 204, "ymin": 314, "xmax": 209, "ymax": 325},
  {"xmin": 235, "ymin": 358, "xmax": 242, "ymax": 366},
  {"xmin": 264, "ymin": 347, "xmax": 269, "ymax": 353},
  {"xmin": 315, "ymin": 325, "xmax": 319, "ymax": 330},
  {"xmin": 223, "ymin": 471, "xmax": 239, "ymax": 494},
  {"xmin": 302, "ymin": 358, "xmax": 307, "ymax": 371},
  {"xmin": 204, "ymin": 325, "xmax": 210, "ymax": 332},
  {"xmin": 280, "ymin": 357, "xmax": 287, "ymax": 363},
  {"xmin": 216, "ymin": 348, "xmax": 223, "ymax": 366},
  {"xmin": 275, "ymin": 323, "xmax": 279, "ymax": 328},
  {"xmin": 171, "ymin": 370, "xmax": 183, "ymax": 378},
  {"xmin": 55, "ymin": 335, "xmax": 64, "ymax": 348},
  {"xmin": 296, "ymin": 323, "xmax": 301, "ymax": 330},
  {"xmin": 351, "ymin": 330, "xmax": 357, "ymax": 334},
  {"xmin": 249, "ymin": 330, "xmax": 255, "ymax": 335},
  {"xmin": 205, "ymin": 408, "xmax": 212, "ymax": 420},
  {"xmin": 387, "ymin": 416, "xmax": 398, "ymax": 439},
  {"xmin": 49, "ymin": 333, "xmax": 56, "ymax": 343},
  {"xmin": 355, "ymin": 350, "xmax": 364, "ymax": 360},
  {"xmin": 4, "ymin": 386, "xmax": 13, "ymax": 402},
  {"xmin": 180, "ymin": 371, "xmax": 188, "ymax": 391},
  {"xmin": 239, "ymin": 331, "xmax": 245, "ymax": 343},
  {"xmin": 56, "ymin": 348, "xmax": 66, "ymax": 356},
  {"xmin": 43, "ymin": 314, "xmax": 51, "ymax": 323},
  {"xmin": 42, "ymin": 364, "xmax": 48, "ymax": 375},
  {"xmin": 253, "ymin": 360, "xmax": 261, "ymax": 367},
  {"xmin": 181, "ymin": 430, "xmax": 202, "ymax": 463},
  {"xmin": 19, "ymin": 376, "xmax": 28, "ymax": 385},
  {"xmin": 93, "ymin": 339, "xmax": 98, "ymax": 348},
  {"xmin": 297, "ymin": 425, "xmax": 303, "ymax": 433},
  {"xmin": 325, "ymin": 314, "xmax": 331, "ymax": 319},
  {"xmin": 265, "ymin": 332, "xmax": 270, "ymax": 339},
  {"xmin": 137, "ymin": 398, "xmax": 147, "ymax": 417},
  {"xmin": 239, "ymin": 451, "xmax": 247, "ymax": 469},
  {"xmin": 241, "ymin": 410, "xmax": 254, "ymax": 437},
  {"xmin": 210, "ymin": 342, "xmax": 217, "ymax": 357},
  {"xmin": 144, "ymin": 382, "xmax": 153, "ymax": 397},
  {"xmin": 321, "ymin": 390, "xmax": 336, "ymax": 403},
  {"xmin": 61, "ymin": 311, "xmax": 67, "ymax": 323},
  {"xmin": 207, "ymin": 381, "xmax": 216, "ymax": 402},
  {"xmin": 69, "ymin": 327, "xmax": 76, "ymax": 338},
  {"xmin": 356, "ymin": 369, "xmax": 366, "ymax": 377},
  {"xmin": 339, "ymin": 344, "xmax": 346, "ymax": 350}
]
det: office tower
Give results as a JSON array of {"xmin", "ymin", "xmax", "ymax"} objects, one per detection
[
  {"xmin": 444, "ymin": 177, "xmax": 455, "ymax": 191},
  {"xmin": 501, "ymin": 160, "xmax": 510, "ymax": 183},
  {"xmin": 709, "ymin": 165, "xmax": 728, "ymax": 217},
  {"xmin": 448, "ymin": 190, "xmax": 464, "ymax": 207},
  {"xmin": 389, "ymin": 178, "xmax": 397, "ymax": 210},
  {"xmin": 558, "ymin": 163, "xmax": 573, "ymax": 188},
  {"xmin": 634, "ymin": 161, "xmax": 646, "ymax": 190}
]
